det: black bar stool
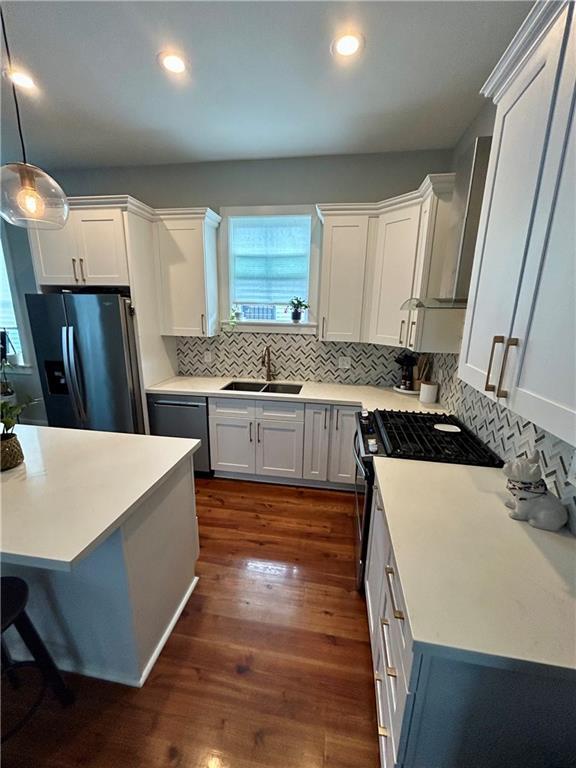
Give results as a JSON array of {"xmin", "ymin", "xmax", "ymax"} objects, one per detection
[{"xmin": 1, "ymin": 576, "xmax": 74, "ymax": 741}]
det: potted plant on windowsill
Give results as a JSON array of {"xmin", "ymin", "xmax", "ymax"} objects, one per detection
[
  {"xmin": 1, "ymin": 399, "xmax": 33, "ymax": 471},
  {"xmin": 286, "ymin": 297, "xmax": 309, "ymax": 324},
  {"xmin": 1, "ymin": 357, "xmax": 16, "ymax": 407}
]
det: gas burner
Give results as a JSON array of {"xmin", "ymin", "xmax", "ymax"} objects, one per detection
[{"xmin": 373, "ymin": 410, "xmax": 503, "ymax": 467}]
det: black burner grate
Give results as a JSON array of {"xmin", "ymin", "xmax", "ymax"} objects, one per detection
[{"xmin": 374, "ymin": 410, "xmax": 503, "ymax": 467}]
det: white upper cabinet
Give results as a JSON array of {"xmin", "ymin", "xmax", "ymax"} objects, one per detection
[
  {"xmin": 156, "ymin": 210, "xmax": 220, "ymax": 337},
  {"xmin": 459, "ymin": 3, "xmax": 574, "ymax": 443},
  {"xmin": 74, "ymin": 209, "xmax": 129, "ymax": 285},
  {"xmin": 317, "ymin": 215, "xmax": 368, "ymax": 342},
  {"xmin": 29, "ymin": 205, "xmax": 130, "ymax": 286},
  {"xmin": 29, "ymin": 217, "xmax": 78, "ymax": 285},
  {"xmin": 459, "ymin": 6, "xmax": 570, "ymax": 396},
  {"xmin": 368, "ymin": 202, "xmax": 421, "ymax": 347},
  {"xmin": 318, "ymin": 174, "xmax": 462, "ymax": 353}
]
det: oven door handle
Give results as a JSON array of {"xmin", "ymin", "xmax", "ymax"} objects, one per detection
[{"xmin": 353, "ymin": 433, "xmax": 367, "ymax": 478}]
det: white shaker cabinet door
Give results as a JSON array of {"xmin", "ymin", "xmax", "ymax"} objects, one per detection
[
  {"xmin": 157, "ymin": 218, "xmax": 208, "ymax": 337},
  {"xmin": 506, "ymin": 19, "xmax": 576, "ymax": 445},
  {"xmin": 209, "ymin": 417, "xmax": 255, "ymax": 474},
  {"xmin": 74, "ymin": 209, "xmax": 130, "ymax": 285},
  {"xmin": 368, "ymin": 203, "xmax": 421, "ymax": 348},
  {"xmin": 28, "ymin": 218, "xmax": 79, "ymax": 285},
  {"xmin": 255, "ymin": 420, "xmax": 304, "ymax": 479},
  {"xmin": 459, "ymin": 10, "xmax": 568, "ymax": 396},
  {"xmin": 303, "ymin": 404, "xmax": 331, "ymax": 482},
  {"xmin": 328, "ymin": 406, "xmax": 358, "ymax": 484},
  {"xmin": 319, "ymin": 216, "xmax": 369, "ymax": 342}
]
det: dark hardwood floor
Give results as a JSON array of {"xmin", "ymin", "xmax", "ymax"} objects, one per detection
[{"xmin": 2, "ymin": 478, "xmax": 379, "ymax": 767}]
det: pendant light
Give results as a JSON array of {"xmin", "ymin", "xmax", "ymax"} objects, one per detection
[{"xmin": 0, "ymin": 7, "xmax": 69, "ymax": 229}]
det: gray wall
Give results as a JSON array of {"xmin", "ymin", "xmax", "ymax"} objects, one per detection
[{"xmin": 51, "ymin": 149, "xmax": 452, "ymax": 211}]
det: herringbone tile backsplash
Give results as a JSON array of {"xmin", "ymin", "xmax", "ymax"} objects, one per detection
[
  {"xmin": 177, "ymin": 332, "xmax": 401, "ymax": 385},
  {"xmin": 435, "ymin": 353, "xmax": 576, "ymax": 533},
  {"xmin": 176, "ymin": 333, "xmax": 575, "ymax": 532}
]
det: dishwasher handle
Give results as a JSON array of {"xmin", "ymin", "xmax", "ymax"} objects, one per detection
[{"xmin": 152, "ymin": 400, "xmax": 205, "ymax": 408}]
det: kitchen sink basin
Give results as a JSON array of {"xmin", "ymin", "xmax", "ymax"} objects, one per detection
[
  {"xmin": 221, "ymin": 381, "xmax": 267, "ymax": 392},
  {"xmin": 262, "ymin": 383, "xmax": 303, "ymax": 394}
]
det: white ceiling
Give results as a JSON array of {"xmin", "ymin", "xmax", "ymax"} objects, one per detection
[{"xmin": 1, "ymin": 1, "xmax": 531, "ymax": 169}]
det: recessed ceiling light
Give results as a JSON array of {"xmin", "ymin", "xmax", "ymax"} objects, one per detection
[
  {"xmin": 332, "ymin": 34, "xmax": 364, "ymax": 58},
  {"xmin": 158, "ymin": 52, "xmax": 187, "ymax": 74},
  {"xmin": 7, "ymin": 69, "xmax": 35, "ymax": 89}
]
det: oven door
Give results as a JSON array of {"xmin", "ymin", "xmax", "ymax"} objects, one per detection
[{"xmin": 353, "ymin": 433, "xmax": 373, "ymax": 592}]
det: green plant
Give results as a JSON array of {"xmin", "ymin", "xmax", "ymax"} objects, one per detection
[
  {"xmin": 1, "ymin": 358, "xmax": 15, "ymax": 397},
  {"xmin": 287, "ymin": 297, "xmax": 309, "ymax": 312},
  {"xmin": 1, "ymin": 398, "xmax": 34, "ymax": 435}
]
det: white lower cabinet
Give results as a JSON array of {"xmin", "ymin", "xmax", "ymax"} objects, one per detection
[
  {"xmin": 303, "ymin": 404, "xmax": 331, "ymax": 481},
  {"xmin": 208, "ymin": 416, "xmax": 255, "ymax": 474},
  {"xmin": 328, "ymin": 406, "xmax": 357, "ymax": 484},
  {"xmin": 209, "ymin": 398, "xmax": 357, "ymax": 484},
  {"xmin": 208, "ymin": 398, "xmax": 305, "ymax": 479},
  {"xmin": 256, "ymin": 420, "xmax": 304, "ymax": 478}
]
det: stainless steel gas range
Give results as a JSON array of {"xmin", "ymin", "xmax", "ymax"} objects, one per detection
[{"xmin": 353, "ymin": 409, "xmax": 503, "ymax": 591}]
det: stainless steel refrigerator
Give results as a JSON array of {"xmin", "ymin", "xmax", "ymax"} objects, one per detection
[{"xmin": 26, "ymin": 293, "xmax": 145, "ymax": 433}]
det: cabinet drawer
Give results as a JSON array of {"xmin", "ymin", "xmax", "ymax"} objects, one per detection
[
  {"xmin": 255, "ymin": 400, "xmax": 305, "ymax": 422},
  {"xmin": 208, "ymin": 398, "xmax": 255, "ymax": 419}
]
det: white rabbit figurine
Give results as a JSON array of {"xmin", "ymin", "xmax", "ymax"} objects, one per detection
[{"xmin": 503, "ymin": 452, "xmax": 568, "ymax": 532}]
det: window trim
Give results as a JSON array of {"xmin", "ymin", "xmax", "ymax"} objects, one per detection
[
  {"xmin": 0, "ymin": 225, "xmax": 32, "ymax": 369},
  {"xmin": 218, "ymin": 204, "xmax": 321, "ymax": 333}
]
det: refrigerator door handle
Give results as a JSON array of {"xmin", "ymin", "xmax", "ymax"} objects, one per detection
[
  {"xmin": 68, "ymin": 326, "xmax": 88, "ymax": 424},
  {"xmin": 61, "ymin": 326, "xmax": 82, "ymax": 425}
]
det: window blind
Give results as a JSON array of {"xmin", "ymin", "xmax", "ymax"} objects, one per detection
[{"xmin": 229, "ymin": 215, "xmax": 312, "ymax": 318}]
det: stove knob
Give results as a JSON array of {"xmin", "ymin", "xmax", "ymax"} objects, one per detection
[
  {"xmin": 361, "ymin": 409, "xmax": 370, "ymax": 420},
  {"xmin": 368, "ymin": 438, "xmax": 378, "ymax": 454}
]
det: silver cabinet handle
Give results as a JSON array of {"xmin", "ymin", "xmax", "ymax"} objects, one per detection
[
  {"xmin": 79, "ymin": 257, "xmax": 86, "ymax": 283},
  {"xmin": 249, "ymin": 422, "xmax": 253, "ymax": 443},
  {"xmin": 72, "ymin": 258, "xmax": 79, "ymax": 283},
  {"xmin": 335, "ymin": 408, "xmax": 340, "ymax": 431},
  {"xmin": 257, "ymin": 422, "xmax": 261, "ymax": 443},
  {"xmin": 153, "ymin": 401, "xmax": 203, "ymax": 408},
  {"xmin": 385, "ymin": 565, "xmax": 405, "ymax": 620},
  {"xmin": 321, "ymin": 317, "xmax": 326, "ymax": 340},
  {"xmin": 484, "ymin": 335, "xmax": 505, "ymax": 392},
  {"xmin": 380, "ymin": 618, "xmax": 397, "ymax": 678},
  {"xmin": 398, "ymin": 319, "xmax": 406, "ymax": 345},
  {"xmin": 408, "ymin": 320, "xmax": 416, "ymax": 348},
  {"xmin": 201, "ymin": 314, "xmax": 206, "ymax": 336},
  {"xmin": 496, "ymin": 337, "xmax": 519, "ymax": 398},
  {"xmin": 324, "ymin": 407, "xmax": 328, "ymax": 430}
]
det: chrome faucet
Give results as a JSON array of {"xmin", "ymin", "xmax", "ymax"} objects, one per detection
[{"xmin": 261, "ymin": 345, "xmax": 276, "ymax": 381}]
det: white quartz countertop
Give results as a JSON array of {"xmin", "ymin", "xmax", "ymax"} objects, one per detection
[
  {"xmin": 373, "ymin": 457, "xmax": 576, "ymax": 671},
  {"xmin": 1, "ymin": 425, "xmax": 200, "ymax": 571},
  {"xmin": 146, "ymin": 376, "xmax": 445, "ymax": 413}
]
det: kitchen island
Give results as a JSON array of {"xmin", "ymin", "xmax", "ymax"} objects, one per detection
[{"xmin": 1, "ymin": 425, "xmax": 200, "ymax": 686}]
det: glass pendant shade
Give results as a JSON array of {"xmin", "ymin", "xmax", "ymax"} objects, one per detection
[{"xmin": 0, "ymin": 162, "xmax": 69, "ymax": 229}]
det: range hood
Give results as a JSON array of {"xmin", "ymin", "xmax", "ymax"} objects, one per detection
[{"xmin": 402, "ymin": 136, "xmax": 492, "ymax": 311}]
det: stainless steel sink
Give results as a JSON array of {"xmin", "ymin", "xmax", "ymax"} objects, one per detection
[
  {"xmin": 262, "ymin": 383, "xmax": 303, "ymax": 394},
  {"xmin": 221, "ymin": 381, "xmax": 267, "ymax": 392}
]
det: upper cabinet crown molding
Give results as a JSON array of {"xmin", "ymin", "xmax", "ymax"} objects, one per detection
[
  {"xmin": 67, "ymin": 195, "xmax": 156, "ymax": 221},
  {"xmin": 481, "ymin": 0, "xmax": 571, "ymax": 102},
  {"xmin": 155, "ymin": 208, "xmax": 221, "ymax": 226},
  {"xmin": 316, "ymin": 173, "xmax": 456, "ymax": 219}
]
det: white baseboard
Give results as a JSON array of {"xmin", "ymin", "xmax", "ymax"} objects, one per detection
[{"xmin": 213, "ymin": 471, "xmax": 354, "ymax": 491}]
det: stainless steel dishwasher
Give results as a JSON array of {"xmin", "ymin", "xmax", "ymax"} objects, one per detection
[{"xmin": 147, "ymin": 394, "xmax": 211, "ymax": 473}]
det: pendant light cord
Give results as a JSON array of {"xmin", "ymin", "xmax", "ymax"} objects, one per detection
[{"xmin": 1, "ymin": 5, "xmax": 28, "ymax": 164}]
